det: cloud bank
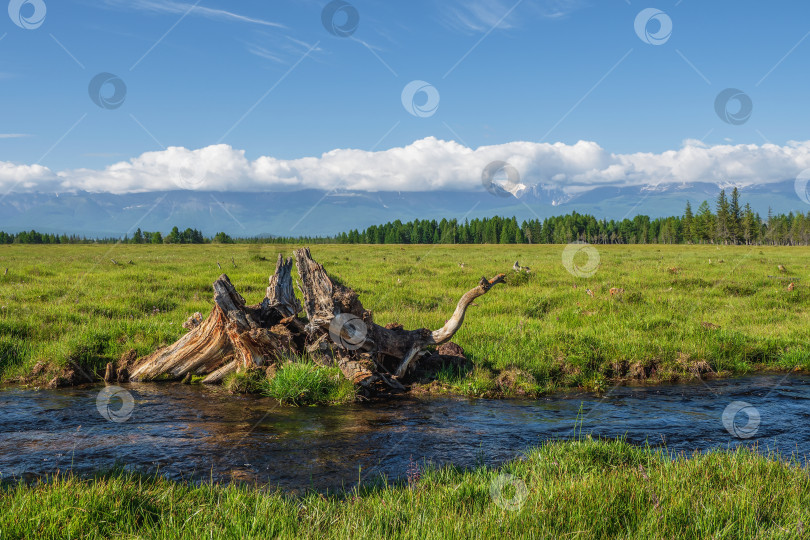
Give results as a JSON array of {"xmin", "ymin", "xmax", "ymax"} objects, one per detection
[{"xmin": 3, "ymin": 137, "xmax": 810, "ymax": 195}]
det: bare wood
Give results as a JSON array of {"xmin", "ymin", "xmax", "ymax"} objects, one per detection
[
  {"xmin": 130, "ymin": 274, "xmax": 256, "ymax": 381},
  {"xmin": 264, "ymin": 254, "xmax": 301, "ymax": 318},
  {"xmin": 131, "ymin": 248, "xmax": 505, "ymax": 397},
  {"xmin": 229, "ymin": 327, "xmax": 288, "ymax": 368},
  {"xmin": 294, "ymin": 247, "xmax": 367, "ymax": 328},
  {"xmin": 129, "ymin": 303, "xmax": 233, "ymax": 380},
  {"xmin": 294, "ymin": 247, "xmax": 336, "ymax": 327},
  {"xmin": 335, "ymin": 352, "xmax": 377, "ymax": 386},
  {"xmin": 292, "ymin": 249, "xmax": 504, "ymax": 381},
  {"xmin": 201, "ymin": 358, "xmax": 239, "ymax": 384},
  {"xmin": 393, "ymin": 345, "xmax": 422, "ymax": 378},
  {"xmin": 104, "ymin": 362, "xmax": 114, "ymax": 383},
  {"xmin": 392, "ymin": 274, "xmax": 505, "ymax": 377},
  {"xmin": 430, "ymin": 274, "xmax": 506, "ymax": 344}
]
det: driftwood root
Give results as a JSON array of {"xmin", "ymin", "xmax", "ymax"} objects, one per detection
[{"xmin": 130, "ymin": 248, "xmax": 505, "ymax": 396}]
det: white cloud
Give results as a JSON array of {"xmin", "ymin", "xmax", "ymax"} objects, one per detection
[
  {"xmin": 2, "ymin": 137, "xmax": 810, "ymax": 195},
  {"xmin": 443, "ymin": 0, "xmax": 518, "ymax": 33},
  {"xmin": 246, "ymin": 44, "xmax": 284, "ymax": 63},
  {"xmin": 104, "ymin": 0, "xmax": 285, "ymax": 28},
  {"xmin": 245, "ymin": 35, "xmax": 323, "ymax": 64},
  {"xmin": 533, "ymin": 0, "xmax": 587, "ymax": 19},
  {"xmin": 443, "ymin": 0, "xmax": 586, "ymax": 33},
  {"xmin": 0, "ymin": 162, "xmax": 57, "ymax": 192}
]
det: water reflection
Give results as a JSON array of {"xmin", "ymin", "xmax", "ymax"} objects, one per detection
[{"xmin": 1, "ymin": 374, "xmax": 809, "ymax": 491}]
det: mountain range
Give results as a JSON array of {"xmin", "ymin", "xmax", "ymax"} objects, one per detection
[{"xmin": 0, "ymin": 181, "xmax": 805, "ymax": 238}]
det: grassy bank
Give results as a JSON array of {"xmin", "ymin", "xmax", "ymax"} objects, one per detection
[
  {"xmin": 1, "ymin": 438, "xmax": 808, "ymax": 539},
  {"xmin": 1, "ymin": 244, "xmax": 809, "ymax": 394}
]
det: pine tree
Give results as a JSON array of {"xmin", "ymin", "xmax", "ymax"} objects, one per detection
[
  {"xmin": 741, "ymin": 203, "xmax": 756, "ymax": 245},
  {"xmin": 729, "ymin": 187, "xmax": 742, "ymax": 244},
  {"xmin": 715, "ymin": 189, "xmax": 731, "ymax": 244},
  {"xmin": 683, "ymin": 201, "xmax": 694, "ymax": 243},
  {"xmin": 695, "ymin": 200, "xmax": 714, "ymax": 243}
]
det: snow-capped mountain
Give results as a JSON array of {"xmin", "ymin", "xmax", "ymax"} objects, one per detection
[{"xmin": 0, "ymin": 180, "xmax": 804, "ymax": 238}]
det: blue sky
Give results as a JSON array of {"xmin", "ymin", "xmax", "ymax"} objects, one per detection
[{"xmin": 1, "ymin": 0, "xmax": 809, "ymax": 194}]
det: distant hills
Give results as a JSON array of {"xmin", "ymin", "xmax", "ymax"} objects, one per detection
[{"xmin": 0, "ymin": 180, "xmax": 806, "ymax": 238}]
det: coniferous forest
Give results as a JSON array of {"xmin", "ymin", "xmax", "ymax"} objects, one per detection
[
  {"xmin": 2, "ymin": 188, "xmax": 810, "ymax": 246},
  {"xmin": 336, "ymin": 188, "xmax": 810, "ymax": 246}
]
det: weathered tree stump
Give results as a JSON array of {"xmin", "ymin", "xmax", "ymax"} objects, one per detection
[{"xmin": 129, "ymin": 248, "xmax": 505, "ymax": 396}]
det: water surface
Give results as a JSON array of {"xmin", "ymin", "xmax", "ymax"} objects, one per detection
[{"xmin": 1, "ymin": 374, "xmax": 808, "ymax": 491}]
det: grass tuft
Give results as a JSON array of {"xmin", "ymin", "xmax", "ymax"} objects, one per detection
[
  {"xmin": 223, "ymin": 369, "xmax": 266, "ymax": 394},
  {"xmin": 262, "ymin": 360, "xmax": 357, "ymax": 406}
]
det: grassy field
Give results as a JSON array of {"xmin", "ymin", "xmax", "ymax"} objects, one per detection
[
  {"xmin": 2, "ymin": 438, "xmax": 808, "ymax": 539},
  {"xmin": 1, "ymin": 243, "xmax": 809, "ymax": 394}
]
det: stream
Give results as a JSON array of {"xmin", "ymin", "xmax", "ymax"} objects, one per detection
[{"xmin": 1, "ymin": 374, "xmax": 809, "ymax": 492}]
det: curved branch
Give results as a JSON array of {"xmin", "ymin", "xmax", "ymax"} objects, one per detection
[
  {"xmin": 390, "ymin": 273, "xmax": 506, "ymax": 378},
  {"xmin": 430, "ymin": 274, "xmax": 506, "ymax": 344}
]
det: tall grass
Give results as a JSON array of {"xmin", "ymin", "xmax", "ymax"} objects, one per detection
[
  {"xmin": 263, "ymin": 361, "xmax": 357, "ymax": 405},
  {"xmin": 220, "ymin": 359, "xmax": 357, "ymax": 405},
  {"xmin": 2, "ymin": 438, "xmax": 808, "ymax": 539}
]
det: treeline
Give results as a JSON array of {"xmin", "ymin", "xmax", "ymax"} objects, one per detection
[
  {"xmin": 0, "ymin": 227, "xmax": 219, "ymax": 245},
  {"xmin": 337, "ymin": 189, "xmax": 810, "ymax": 246},
  {"xmin": 3, "ymin": 189, "xmax": 810, "ymax": 246},
  {"xmin": 0, "ymin": 230, "xmax": 96, "ymax": 244},
  {"xmin": 0, "ymin": 226, "xmax": 327, "ymax": 246}
]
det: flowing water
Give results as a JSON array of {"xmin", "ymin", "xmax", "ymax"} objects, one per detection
[{"xmin": 1, "ymin": 374, "xmax": 809, "ymax": 492}]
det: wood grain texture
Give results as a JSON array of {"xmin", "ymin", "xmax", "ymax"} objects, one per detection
[{"xmin": 130, "ymin": 249, "xmax": 505, "ymax": 395}]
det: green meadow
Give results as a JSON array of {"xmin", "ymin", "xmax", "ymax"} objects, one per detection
[
  {"xmin": 1, "ymin": 243, "xmax": 809, "ymax": 394},
  {"xmin": 2, "ymin": 244, "xmax": 810, "ymax": 538}
]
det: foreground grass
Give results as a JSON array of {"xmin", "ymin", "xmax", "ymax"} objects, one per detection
[
  {"xmin": 1, "ymin": 438, "xmax": 808, "ymax": 539},
  {"xmin": 1, "ymin": 244, "xmax": 809, "ymax": 393}
]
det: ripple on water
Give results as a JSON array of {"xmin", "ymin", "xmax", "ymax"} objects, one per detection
[{"xmin": 1, "ymin": 374, "xmax": 809, "ymax": 491}]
